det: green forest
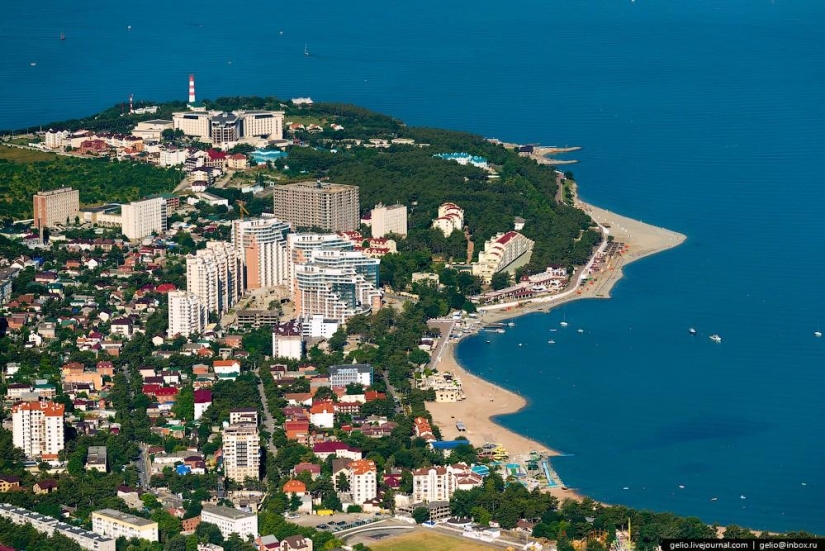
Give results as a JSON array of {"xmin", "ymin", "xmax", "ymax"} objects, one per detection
[{"xmin": 0, "ymin": 149, "xmax": 180, "ymax": 220}]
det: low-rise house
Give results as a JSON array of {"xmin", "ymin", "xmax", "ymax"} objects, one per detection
[{"xmin": 312, "ymin": 441, "xmax": 362, "ymax": 461}]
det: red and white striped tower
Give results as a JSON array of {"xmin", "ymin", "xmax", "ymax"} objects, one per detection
[{"xmin": 188, "ymin": 74, "xmax": 196, "ymax": 103}]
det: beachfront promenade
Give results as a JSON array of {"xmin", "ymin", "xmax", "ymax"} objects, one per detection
[{"xmin": 425, "ymin": 196, "xmax": 686, "ymax": 500}]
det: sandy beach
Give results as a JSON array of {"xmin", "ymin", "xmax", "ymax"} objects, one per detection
[{"xmin": 426, "ymin": 187, "xmax": 686, "ymax": 499}]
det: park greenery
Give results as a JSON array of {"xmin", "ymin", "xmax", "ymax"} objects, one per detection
[{"xmin": 0, "ymin": 147, "xmax": 180, "ymax": 220}]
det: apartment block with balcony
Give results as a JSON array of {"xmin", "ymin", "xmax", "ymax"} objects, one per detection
[{"xmin": 273, "ymin": 181, "xmax": 359, "ymax": 232}]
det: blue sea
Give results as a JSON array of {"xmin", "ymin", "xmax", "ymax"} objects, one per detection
[{"xmin": 2, "ymin": 0, "xmax": 824, "ymax": 534}]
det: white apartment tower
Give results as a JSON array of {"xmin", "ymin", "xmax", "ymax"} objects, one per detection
[
  {"xmin": 186, "ymin": 241, "xmax": 242, "ymax": 316},
  {"xmin": 347, "ymin": 459, "xmax": 377, "ymax": 505},
  {"xmin": 371, "ymin": 203, "xmax": 407, "ymax": 238},
  {"xmin": 222, "ymin": 424, "xmax": 260, "ymax": 483},
  {"xmin": 11, "ymin": 401, "xmax": 65, "ymax": 459},
  {"xmin": 121, "ymin": 197, "xmax": 167, "ymax": 240},
  {"xmin": 167, "ymin": 291, "xmax": 207, "ymax": 337},
  {"xmin": 33, "ymin": 188, "xmax": 80, "ymax": 230},
  {"xmin": 232, "ymin": 217, "xmax": 291, "ymax": 290}
]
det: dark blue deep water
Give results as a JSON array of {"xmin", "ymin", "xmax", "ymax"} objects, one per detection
[{"xmin": 2, "ymin": 0, "xmax": 824, "ymax": 534}]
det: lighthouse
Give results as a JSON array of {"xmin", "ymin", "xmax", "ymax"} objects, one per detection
[{"xmin": 188, "ymin": 74, "xmax": 196, "ymax": 104}]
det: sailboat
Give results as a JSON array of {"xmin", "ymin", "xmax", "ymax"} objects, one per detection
[
  {"xmin": 60, "ymin": 31, "xmax": 65, "ymax": 41},
  {"xmin": 560, "ymin": 313, "xmax": 568, "ymax": 327},
  {"xmin": 304, "ymin": 43, "xmax": 309, "ymax": 57},
  {"xmin": 815, "ymin": 325, "xmax": 822, "ymax": 338}
]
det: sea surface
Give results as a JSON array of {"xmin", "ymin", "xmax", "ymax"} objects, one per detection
[{"xmin": 2, "ymin": 0, "xmax": 824, "ymax": 534}]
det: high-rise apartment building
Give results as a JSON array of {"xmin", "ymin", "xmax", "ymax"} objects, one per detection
[
  {"xmin": 121, "ymin": 197, "xmax": 166, "ymax": 240},
  {"xmin": 273, "ymin": 181, "xmax": 360, "ymax": 231},
  {"xmin": 167, "ymin": 291, "xmax": 207, "ymax": 337},
  {"xmin": 222, "ymin": 424, "xmax": 260, "ymax": 483},
  {"xmin": 33, "ymin": 188, "xmax": 80, "ymax": 230},
  {"xmin": 370, "ymin": 203, "xmax": 407, "ymax": 238},
  {"xmin": 186, "ymin": 242, "xmax": 242, "ymax": 315},
  {"xmin": 286, "ymin": 233, "xmax": 381, "ymax": 327},
  {"xmin": 293, "ymin": 264, "xmax": 382, "ymax": 325},
  {"xmin": 232, "ymin": 217, "xmax": 291, "ymax": 290},
  {"xmin": 11, "ymin": 401, "xmax": 65, "ymax": 460},
  {"xmin": 347, "ymin": 459, "xmax": 377, "ymax": 505}
]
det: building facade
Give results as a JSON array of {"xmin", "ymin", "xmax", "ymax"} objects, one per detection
[
  {"xmin": 222, "ymin": 424, "xmax": 260, "ymax": 483},
  {"xmin": 328, "ymin": 364, "xmax": 373, "ymax": 387},
  {"xmin": 167, "ymin": 291, "xmax": 207, "ymax": 337},
  {"xmin": 412, "ymin": 464, "xmax": 482, "ymax": 504},
  {"xmin": 432, "ymin": 203, "xmax": 464, "ymax": 237},
  {"xmin": 0, "ymin": 504, "xmax": 115, "ymax": 551},
  {"xmin": 232, "ymin": 217, "xmax": 291, "ymax": 290},
  {"xmin": 347, "ymin": 459, "xmax": 377, "ymax": 505},
  {"xmin": 370, "ymin": 203, "xmax": 407, "ymax": 238},
  {"xmin": 172, "ymin": 108, "xmax": 284, "ymax": 145},
  {"xmin": 472, "ymin": 231, "xmax": 535, "ymax": 283},
  {"xmin": 273, "ymin": 181, "xmax": 360, "ymax": 231},
  {"xmin": 293, "ymin": 264, "xmax": 381, "ymax": 325},
  {"xmin": 91, "ymin": 509, "xmax": 158, "ymax": 542},
  {"xmin": 186, "ymin": 241, "xmax": 242, "ymax": 316},
  {"xmin": 272, "ymin": 320, "xmax": 304, "ymax": 360},
  {"xmin": 11, "ymin": 401, "xmax": 65, "ymax": 459},
  {"xmin": 200, "ymin": 506, "xmax": 258, "ymax": 540},
  {"xmin": 121, "ymin": 197, "xmax": 167, "ymax": 240},
  {"xmin": 33, "ymin": 188, "xmax": 80, "ymax": 230}
]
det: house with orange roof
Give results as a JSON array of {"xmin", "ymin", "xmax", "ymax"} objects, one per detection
[
  {"xmin": 282, "ymin": 479, "xmax": 307, "ymax": 496},
  {"xmin": 413, "ymin": 416, "xmax": 437, "ymax": 443},
  {"xmin": 309, "ymin": 402, "xmax": 335, "ymax": 429},
  {"xmin": 284, "ymin": 420, "xmax": 310, "ymax": 444}
]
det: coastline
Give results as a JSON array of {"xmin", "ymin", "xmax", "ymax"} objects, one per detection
[{"xmin": 426, "ymin": 187, "xmax": 686, "ymax": 501}]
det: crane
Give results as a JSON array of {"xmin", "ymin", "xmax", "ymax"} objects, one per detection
[{"xmin": 237, "ymin": 200, "xmax": 250, "ymax": 220}]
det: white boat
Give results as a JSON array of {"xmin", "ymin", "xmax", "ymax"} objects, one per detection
[
  {"xmin": 560, "ymin": 321, "xmax": 568, "ymax": 327},
  {"xmin": 548, "ymin": 340, "xmax": 555, "ymax": 344},
  {"xmin": 815, "ymin": 331, "xmax": 822, "ymax": 338},
  {"xmin": 710, "ymin": 497, "xmax": 718, "ymax": 502},
  {"xmin": 507, "ymin": 322, "xmax": 515, "ymax": 327},
  {"xmin": 577, "ymin": 328, "xmax": 584, "ymax": 333},
  {"xmin": 740, "ymin": 495, "xmax": 746, "ymax": 500},
  {"xmin": 689, "ymin": 327, "xmax": 697, "ymax": 335},
  {"xmin": 304, "ymin": 43, "xmax": 309, "ymax": 56},
  {"xmin": 496, "ymin": 328, "xmax": 505, "ymax": 334},
  {"xmin": 550, "ymin": 328, "xmax": 558, "ymax": 332},
  {"xmin": 709, "ymin": 334, "xmax": 722, "ymax": 343},
  {"xmin": 518, "ymin": 343, "xmax": 523, "ymax": 347},
  {"xmin": 30, "ymin": 62, "xmax": 36, "ymax": 66}
]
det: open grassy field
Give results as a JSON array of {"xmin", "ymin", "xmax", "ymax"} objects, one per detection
[
  {"xmin": 0, "ymin": 145, "xmax": 57, "ymax": 163},
  {"xmin": 370, "ymin": 530, "xmax": 494, "ymax": 551}
]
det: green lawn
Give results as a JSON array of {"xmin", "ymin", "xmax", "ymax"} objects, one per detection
[
  {"xmin": 0, "ymin": 145, "xmax": 57, "ymax": 163},
  {"xmin": 370, "ymin": 530, "xmax": 494, "ymax": 551}
]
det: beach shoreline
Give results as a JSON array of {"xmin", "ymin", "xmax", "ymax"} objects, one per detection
[{"xmin": 425, "ymin": 186, "xmax": 686, "ymax": 500}]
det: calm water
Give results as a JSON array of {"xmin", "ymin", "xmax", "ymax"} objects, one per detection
[{"xmin": 3, "ymin": 0, "xmax": 824, "ymax": 534}]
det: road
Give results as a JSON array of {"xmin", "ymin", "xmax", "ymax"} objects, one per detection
[
  {"xmin": 476, "ymin": 218, "xmax": 609, "ymax": 314},
  {"xmin": 135, "ymin": 444, "xmax": 150, "ymax": 488},
  {"xmin": 428, "ymin": 319, "xmax": 456, "ymax": 370},
  {"xmin": 255, "ymin": 367, "xmax": 278, "ymax": 457}
]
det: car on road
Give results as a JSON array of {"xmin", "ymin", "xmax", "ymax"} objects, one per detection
[{"xmin": 317, "ymin": 524, "xmax": 329, "ymax": 530}]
